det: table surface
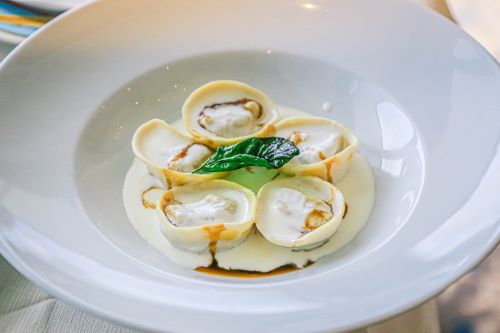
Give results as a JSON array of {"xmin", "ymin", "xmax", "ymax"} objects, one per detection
[{"xmin": 0, "ymin": 1, "xmax": 499, "ymax": 332}]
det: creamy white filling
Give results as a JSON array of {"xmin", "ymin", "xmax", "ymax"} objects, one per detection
[
  {"xmin": 199, "ymin": 104, "xmax": 260, "ymax": 138},
  {"xmin": 164, "ymin": 143, "xmax": 212, "ymax": 173},
  {"xmin": 290, "ymin": 132, "xmax": 344, "ymax": 164},
  {"xmin": 272, "ymin": 188, "xmax": 332, "ymax": 240},
  {"xmin": 165, "ymin": 194, "xmax": 237, "ymax": 227}
]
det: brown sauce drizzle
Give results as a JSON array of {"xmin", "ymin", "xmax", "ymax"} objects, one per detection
[
  {"xmin": 287, "ymin": 130, "xmax": 303, "ymax": 146},
  {"xmin": 162, "ymin": 169, "xmax": 174, "ymax": 189},
  {"xmin": 196, "ymin": 261, "xmax": 314, "ymax": 278},
  {"xmin": 169, "ymin": 143, "xmax": 194, "ymax": 164},
  {"xmin": 141, "ymin": 186, "xmax": 162, "ymax": 209},
  {"xmin": 321, "ymin": 137, "xmax": 347, "ymax": 183},
  {"xmin": 304, "ymin": 206, "xmax": 332, "ymax": 232},
  {"xmin": 203, "ymin": 224, "xmax": 226, "ymax": 255},
  {"xmin": 324, "ymin": 158, "xmax": 334, "ymax": 184},
  {"xmin": 196, "ymin": 264, "xmax": 299, "ymax": 278},
  {"xmin": 197, "ymin": 226, "xmax": 316, "ymax": 278},
  {"xmin": 159, "ymin": 191, "xmax": 177, "ymax": 223},
  {"xmin": 263, "ymin": 124, "xmax": 276, "ymax": 136},
  {"xmin": 343, "ymin": 202, "xmax": 349, "ymax": 219}
]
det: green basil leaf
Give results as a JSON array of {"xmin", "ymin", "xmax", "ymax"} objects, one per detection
[{"xmin": 193, "ymin": 137, "xmax": 299, "ymax": 174}]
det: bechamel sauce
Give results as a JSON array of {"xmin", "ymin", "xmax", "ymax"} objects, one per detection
[{"xmin": 123, "ymin": 106, "xmax": 375, "ymax": 273}]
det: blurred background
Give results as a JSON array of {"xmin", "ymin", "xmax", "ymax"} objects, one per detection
[{"xmin": 0, "ymin": 1, "xmax": 498, "ymax": 332}]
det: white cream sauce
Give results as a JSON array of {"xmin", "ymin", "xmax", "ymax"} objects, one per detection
[
  {"xmin": 322, "ymin": 101, "xmax": 332, "ymax": 112},
  {"xmin": 123, "ymin": 106, "xmax": 375, "ymax": 272}
]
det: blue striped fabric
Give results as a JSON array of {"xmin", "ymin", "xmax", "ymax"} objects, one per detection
[{"xmin": 0, "ymin": 1, "xmax": 54, "ymax": 37}]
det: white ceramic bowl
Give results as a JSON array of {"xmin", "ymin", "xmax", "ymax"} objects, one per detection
[{"xmin": 0, "ymin": 0, "xmax": 499, "ymax": 332}]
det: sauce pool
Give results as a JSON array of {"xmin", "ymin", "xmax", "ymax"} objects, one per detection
[{"xmin": 196, "ymin": 262, "xmax": 308, "ymax": 278}]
